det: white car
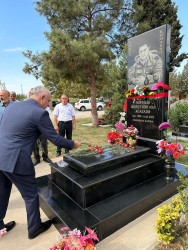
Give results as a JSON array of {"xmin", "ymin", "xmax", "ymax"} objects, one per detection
[{"xmin": 74, "ymin": 99, "xmax": 106, "ymax": 111}]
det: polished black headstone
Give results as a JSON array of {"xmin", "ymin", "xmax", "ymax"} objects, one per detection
[
  {"xmin": 63, "ymin": 145, "xmax": 151, "ymax": 175},
  {"xmin": 126, "ymin": 24, "xmax": 171, "ymax": 140},
  {"xmin": 127, "ymin": 24, "xmax": 171, "ymax": 89},
  {"xmin": 127, "ymin": 98, "xmax": 168, "ymax": 140}
]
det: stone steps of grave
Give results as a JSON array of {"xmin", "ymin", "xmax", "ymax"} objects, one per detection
[
  {"xmin": 172, "ymin": 131, "xmax": 188, "ymax": 138},
  {"xmin": 179, "ymin": 125, "xmax": 188, "ymax": 133},
  {"xmin": 37, "ymin": 165, "xmax": 182, "ymax": 240},
  {"xmin": 50, "ymin": 155, "xmax": 164, "ymax": 208}
]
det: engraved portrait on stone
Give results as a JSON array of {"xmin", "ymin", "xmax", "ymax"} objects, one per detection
[{"xmin": 127, "ymin": 25, "xmax": 170, "ymax": 90}]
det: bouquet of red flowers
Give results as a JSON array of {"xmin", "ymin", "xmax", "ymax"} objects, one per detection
[
  {"xmin": 156, "ymin": 140, "xmax": 186, "ymax": 162},
  {"xmin": 157, "ymin": 122, "xmax": 186, "ymax": 162},
  {"xmin": 50, "ymin": 227, "xmax": 99, "ymax": 250},
  {"xmin": 107, "ymin": 131, "xmax": 121, "ymax": 144}
]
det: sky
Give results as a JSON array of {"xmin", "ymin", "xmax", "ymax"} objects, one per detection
[{"xmin": 0, "ymin": 0, "xmax": 188, "ymax": 95}]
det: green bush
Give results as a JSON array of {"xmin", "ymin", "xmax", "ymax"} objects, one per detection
[
  {"xmin": 103, "ymin": 93, "xmax": 125, "ymax": 126},
  {"xmin": 169, "ymin": 102, "xmax": 188, "ymax": 130},
  {"xmin": 178, "ymin": 165, "xmax": 188, "ymax": 216},
  {"xmin": 155, "ymin": 196, "xmax": 182, "ymax": 245}
]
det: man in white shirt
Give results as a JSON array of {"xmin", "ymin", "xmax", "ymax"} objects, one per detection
[{"xmin": 53, "ymin": 94, "xmax": 76, "ymax": 156}]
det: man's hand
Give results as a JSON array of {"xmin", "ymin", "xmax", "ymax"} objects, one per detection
[
  {"xmin": 55, "ymin": 125, "xmax": 59, "ymax": 132},
  {"xmin": 73, "ymin": 141, "xmax": 81, "ymax": 149},
  {"xmin": 73, "ymin": 124, "xmax": 76, "ymax": 130}
]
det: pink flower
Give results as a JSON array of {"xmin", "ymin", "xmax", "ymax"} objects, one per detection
[
  {"xmin": 159, "ymin": 122, "xmax": 171, "ymax": 130},
  {"xmin": 151, "ymin": 84, "xmax": 158, "ymax": 90},
  {"xmin": 85, "ymin": 227, "xmax": 99, "ymax": 242},
  {"xmin": 68, "ymin": 228, "xmax": 81, "ymax": 237},
  {"xmin": 0, "ymin": 228, "xmax": 7, "ymax": 238},
  {"xmin": 61, "ymin": 227, "xmax": 69, "ymax": 231},
  {"xmin": 115, "ymin": 122, "xmax": 124, "ymax": 131}
]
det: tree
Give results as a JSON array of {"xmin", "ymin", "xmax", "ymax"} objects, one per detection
[
  {"xmin": 132, "ymin": 0, "xmax": 188, "ymax": 71},
  {"xmin": 103, "ymin": 46, "xmax": 128, "ymax": 125},
  {"xmin": 180, "ymin": 61, "xmax": 188, "ymax": 95},
  {"xmin": 169, "ymin": 61, "xmax": 188, "ymax": 98},
  {"xmin": 23, "ymin": 0, "xmax": 132, "ymax": 126}
]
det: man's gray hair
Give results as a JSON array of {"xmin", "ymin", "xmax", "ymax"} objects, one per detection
[
  {"xmin": 10, "ymin": 91, "xmax": 16, "ymax": 95},
  {"xmin": 32, "ymin": 86, "xmax": 50, "ymax": 96},
  {"xmin": 0, "ymin": 89, "xmax": 10, "ymax": 96}
]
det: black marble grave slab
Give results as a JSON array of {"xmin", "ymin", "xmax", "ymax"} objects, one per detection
[
  {"xmin": 63, "ymin": 145, "xmax": 151, "ymax": 175},
  {"xmin": 50, "ymin": 155, "xmax": 164, "ymax": 208},
  {"xmin": 179, "ymin": 125, "xmax": 188, "ymax": 133},
  {"xmin": 137, "ymin": 137, "xmax": 158, "ymax": 154},
  {"xmin": 37, "ymin": 163, "xmax": 187, "ymax": 240},
  {"xmin": 172, "ymin": 131, "xmax": 188, "ymax": 138}
]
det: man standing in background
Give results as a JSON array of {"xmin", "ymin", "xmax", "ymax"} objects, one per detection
[
  {"xmin": 53, "ymin": 94, "xmax": 76, "ymax": 156},
  {"xmin": 33, "ymin": 106, "xmax": 53, "ymax": 165},
  {"xmin": 10, "ymin": 91, "xmax": 20, "ymax": 102},
  {"xmin": 0, "ymin": 90, "xmax": 13, "ymax": 120}
]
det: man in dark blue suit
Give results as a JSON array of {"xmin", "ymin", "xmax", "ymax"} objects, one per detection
[{"xmin": 0, "ymin": 86, "xmax": 81, "ymax": 239}]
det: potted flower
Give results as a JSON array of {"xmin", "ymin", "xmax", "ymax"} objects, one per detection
[
  {"xmin": 123, "ymin": 125, "xmax": 139, "ymax": 146},
  {"xmin": 156, "ymin": 122, "xmax": 186, "ymax": 179}
]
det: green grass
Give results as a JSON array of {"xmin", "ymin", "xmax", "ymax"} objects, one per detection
[
  {"xmin": 47, "ymin": 118, "xmax": 112, "ymax": 158},
  {"xmin": 170, "ymin": 138, "xmax": 188, "ymax": 166}
]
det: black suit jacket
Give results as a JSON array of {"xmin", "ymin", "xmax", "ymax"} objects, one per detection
[{"xmin": 0, "ymin": 99, "xmax": 74, "ymax": 175}]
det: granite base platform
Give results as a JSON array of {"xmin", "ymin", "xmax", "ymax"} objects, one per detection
[
  {"xmin": 172, "ymin": 125, "xmax": 188, "ymax": 138},
  {"xmin": 37, "ymin": 144, "xmax": 188, "ymax": 240}
]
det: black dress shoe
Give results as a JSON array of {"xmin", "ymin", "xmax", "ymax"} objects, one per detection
[
  {"xmin": 33, "ymin": 158, "xmax": 40, "ymax": 166},
  {"xmin": 43, "ymin": 157, "xmax": 53, "ymax": 164},
  {"xmin": 56, "ymin": 152, "xmax": 61, "ymax": 157},
  {"xmin": 28, "ymin": 220, "xmax": 52, "ymax": 239},
  {"xmin": 2, "ymin": 221, "xmax": 16, "ymax": 232}
]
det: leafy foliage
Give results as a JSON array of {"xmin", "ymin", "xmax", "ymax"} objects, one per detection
[
  {"xmin": 155, "ymin": 196, "xmax": 182, "ymax": 245},
  {"xmin": 132, "ymin": 0, "xmax": 188, "ymax": 71},
  {"xmin": 23, "ymin": 0, "xmax": 133, "ymax": 126},
  {"xmin": 16, "ymin": 93, "xmax": 27, "ymax": 101},
  {"xmin": 178, "ymin": 166, "xmax": 188, "ymax": 216},
  {"xmin": 169, "ymin": 102, "xmax": 188, "ymax": 130},
  {"xmin": 104, "ymin": 92, "xmax": 125, "ymax": 126},
  {"xmin": 103, "ymin": 47, "xmax": 128, "ymax": 125},
  {"xmin": 169, "ymin": 61, "xmax": 188, "ymax": 97}
]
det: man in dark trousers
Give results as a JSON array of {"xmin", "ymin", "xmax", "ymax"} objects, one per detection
[
  {"xmin": 53, "ymin": 94, "xmax": 76, "ymax": 156},
  {"xmin": 0, "ymin": 86, "xmax": 81, "ymax": 239}
]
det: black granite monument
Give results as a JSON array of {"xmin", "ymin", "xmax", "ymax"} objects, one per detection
[
  {"xmin": 172, "ymin": 121, "xmax": 188, "ymax": 138},
  {"xmin": 127, "ymin": 25, "xmax": 171, "ymax": 140},
  {"xmin": 36, "ymin": 25, "xmax": 188, "ymax": 241}
]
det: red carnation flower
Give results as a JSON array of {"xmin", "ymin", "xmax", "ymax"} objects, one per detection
[{"xmin": 173, "ymin": 152, "xmax": 180, "ymax": 159}]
